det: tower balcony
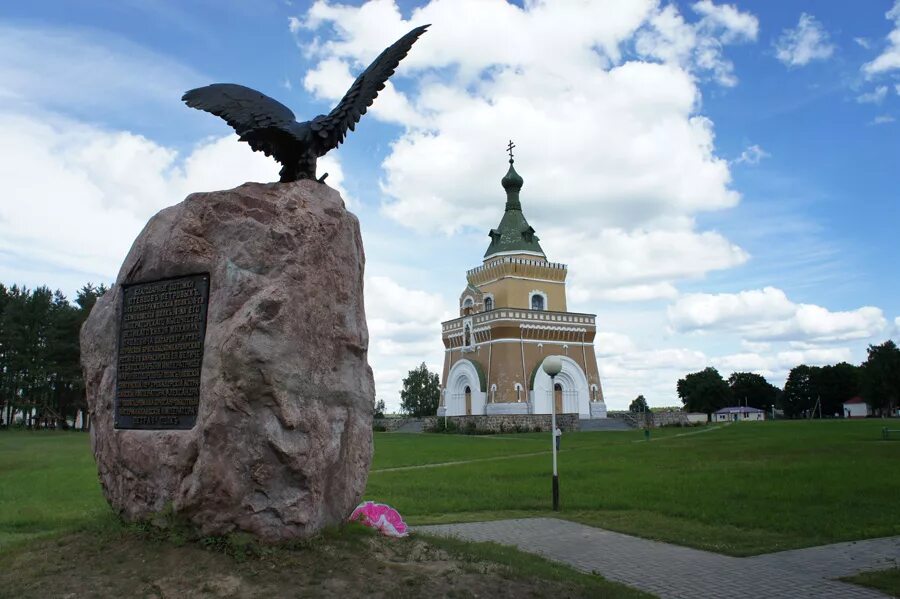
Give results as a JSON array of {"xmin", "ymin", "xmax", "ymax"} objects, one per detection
[
  {"xmin": 467, "ymin": 256, "xmax": 567, "ymax": 286},
  {"xmin": 441, "ymin": 307, "xmax": 595, "ymax": 336}
]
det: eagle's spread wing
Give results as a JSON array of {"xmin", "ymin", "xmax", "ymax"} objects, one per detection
[
  {"xmin": 311, "ymin": 25, "xmax": 429, "ymax": 154},
  {"xmin": 182, "ymin": 84, "xmax": 300, "ymax": 161}
]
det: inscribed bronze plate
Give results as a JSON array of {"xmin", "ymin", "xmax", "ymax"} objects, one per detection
[{"xmin": 115, "ymin": 274, "xmax": 210, "ymax": 430}]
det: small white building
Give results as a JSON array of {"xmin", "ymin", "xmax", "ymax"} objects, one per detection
[
  {"xmin": 842, "ymin": 397, "xmax": 871, "ymax": 419},
  {"xmin": 713, "ymin": 406, "xmax": 765, "ymax": 422}
]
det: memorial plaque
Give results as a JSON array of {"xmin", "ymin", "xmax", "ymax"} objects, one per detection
[{"xmin": 115, "ymin": 274, "xmax": 210, "ymax": 430}]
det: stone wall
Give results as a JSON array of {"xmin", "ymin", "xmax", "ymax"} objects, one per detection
[
  {"xmin": 653, "ymin": 410, "xmax": 692, "ymax": 427},
  {"xmin": 608, "ymin": 410, "xmax": 692, "ymax": 428},
  {"xmin": 372, "ymin": 417, "xmax": 438, "ymax": 431},
  {"xmin": 436, "ymin": 413, "xmax": 580, "ymax": 433},
  {"xmin": 608, "ymin": 412, "xmax": 640, "ymax": 428}
]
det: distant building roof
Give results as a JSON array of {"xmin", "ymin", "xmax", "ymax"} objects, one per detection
[
  {"xmin": 715, "ymin": 406, "xmax": 765, "ymax": 414},
  {"xmin": 843, "ymin": 396, "xmax": 867, "ymax": 405}
]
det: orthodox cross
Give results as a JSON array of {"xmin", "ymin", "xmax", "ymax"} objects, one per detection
[{"xmin": 506, "ymin": 139, "xmax": 516, "ymax": 161}]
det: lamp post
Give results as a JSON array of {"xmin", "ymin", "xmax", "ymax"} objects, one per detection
[{"xmin": 542, "ymin": 356, "xmax": 562, "ymax": 511}]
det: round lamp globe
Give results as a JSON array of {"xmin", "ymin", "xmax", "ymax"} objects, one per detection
[{"xmin": 542, "ymin": 356, "xmax": 562, "ymax": 377}]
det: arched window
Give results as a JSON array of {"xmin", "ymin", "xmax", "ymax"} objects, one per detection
[
  {"xmin": 531, "ymin": 293, "xmax": 545, "ymax": 311},
  {"xmin": 463, "ymin": 297, "xmax": 474, "ymax": 315},
  {"xmin": 554, "ymin": 383, "xmax": 563, "ymax": 414},
  {"xmin": 464, "ymin": 386, "xmax": 472, "ymax": 416},
  {"xmin": 484, "ymin": 297, "xmax": 493, "ymax": 311}
]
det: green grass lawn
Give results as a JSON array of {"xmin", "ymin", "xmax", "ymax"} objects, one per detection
[
  {"xmin": 2, "ymin": 419, "xmax": 899, "ymax": 558},
  {"xmin": 0, "ymin": 431, "xmax": 111, "ymax": 550},
  {"xmin": 368, "ymin": 420, "xmax": 900, "ymax": 555},
  {"xmin": 842, "ymin": 567, "xmax": 900, "ymax": 597},
  {"xmin": 0, "ymin": 430, "xmax": 648, "ymax": 598},
  {"xmin": 372, "ymin": 432, "xmax": 547, "ymax": 470}
]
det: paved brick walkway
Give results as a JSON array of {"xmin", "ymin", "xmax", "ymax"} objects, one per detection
[{"xmin": 418, "ymin": 518, "xmax": 899, "ymax": 598}]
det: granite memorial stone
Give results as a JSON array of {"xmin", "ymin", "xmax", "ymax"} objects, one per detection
[{"xmin": 80, "ymin": 181, "xmax": 374, "ymax": 542}]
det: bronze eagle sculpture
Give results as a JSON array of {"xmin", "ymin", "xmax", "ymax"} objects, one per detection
[{"xmin": 182, "ymin": 25, "xmax": 429, "ymax": 183}]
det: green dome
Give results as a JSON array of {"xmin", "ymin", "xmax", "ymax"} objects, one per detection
[
  {"xmin": 501, "ymin": 159, "xmax": 524, "ymax": 209},
  {"xmin": 484, "ymin": 158, "xmax": 545, "ymax": 259}
]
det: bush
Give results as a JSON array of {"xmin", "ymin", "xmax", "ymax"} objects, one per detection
[{"xmin": 429, "ymin": 418, "xmax": 459, "ymax": 434}]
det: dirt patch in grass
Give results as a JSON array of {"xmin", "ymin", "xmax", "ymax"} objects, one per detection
[{"xmin": 0, "ymin": 525, "xmax": 648, "ymax": 599}]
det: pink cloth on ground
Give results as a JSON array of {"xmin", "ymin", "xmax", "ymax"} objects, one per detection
[{"xmin": 349, "ymin": 501, "xmax": 409, "ymax": 537}]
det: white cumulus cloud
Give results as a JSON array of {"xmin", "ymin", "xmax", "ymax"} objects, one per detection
[
  {"xmin": 774, "ymin": 13, "xmax": 835, "ymax": 67},
  {"xmin": 734, "ymin": 144, "xmax": 769, "ymax": 165},
  {"xmin": 668, "ymin": 287, "xmax": 887, "ymax": 343},
  {"xmin": 863, "ymin": 1, "xmax": 900, "ymax": 76},
  {"xmin": 364, "ymin": 275, "xmax": 453, "ymax": 409},
  {"xmin": 554, "ymin": 227, "xmax": 748, "ymax": 302},
  {"xmin": 0, "ymin": 20, "xmax": 357, "ymax": 296},
  {"xmin": 0, "ymin": 111, "xmax": 355, "ymax": 295},
  {"xmin": 0, "ymin": 114, "xmax": 267, "ymax": 279},
  {"xmin": 857, "ymin": 86, "xmax": 889, "ymax": 104},
  {"xmin": 635, "ymin": 1, "xmax": 759, "ymax": 87},
  {"xmin": 297, "ymin": 0, "xmax": 755, "ymax": 302},
  {"xmin": 594, "ymin": 332, "xmax": 637, "ymax": 357},
  {"xmin": 599, "ymin": 346, "xmax": 709, "ymax": 407}
]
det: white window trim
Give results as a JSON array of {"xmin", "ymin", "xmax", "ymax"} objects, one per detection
[
  {"xmin": 529, "ymin": 289, "xmax": 548, "ymax": 311},
  {"xmin": 482, "ymin": 293, "xmax": 495, "ymax": 311}
]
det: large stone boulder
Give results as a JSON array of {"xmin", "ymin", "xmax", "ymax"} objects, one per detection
[{"xmin": 80, "ymin": 181, "xmax": 374, "ymax": 542}]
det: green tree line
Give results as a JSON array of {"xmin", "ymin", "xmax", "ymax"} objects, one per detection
[
  {"xmin": 0, "ymin": 282, "xmax": 106, "ymax": 429},
  {"xmin": 677, "ymin": 340, "xmax": 900, "ymax": 418}
]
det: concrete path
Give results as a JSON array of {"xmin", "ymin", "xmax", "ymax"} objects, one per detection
[{"xmin": 418, "ymin": 518, "xmax": 899, "ymax": 598}]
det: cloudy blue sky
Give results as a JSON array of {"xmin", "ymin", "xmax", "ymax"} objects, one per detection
[{"xmin": 2, "ymin": 1, "xmax": 898, "ymax": 410}]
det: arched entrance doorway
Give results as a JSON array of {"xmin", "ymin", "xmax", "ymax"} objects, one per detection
[
  {"xmin": 444, "ymin": 359, "xmax": 487, "ymax": 416},
  {"xmin": 531, "ymin": 355, "xmax": 591, "ymax": 417}
]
